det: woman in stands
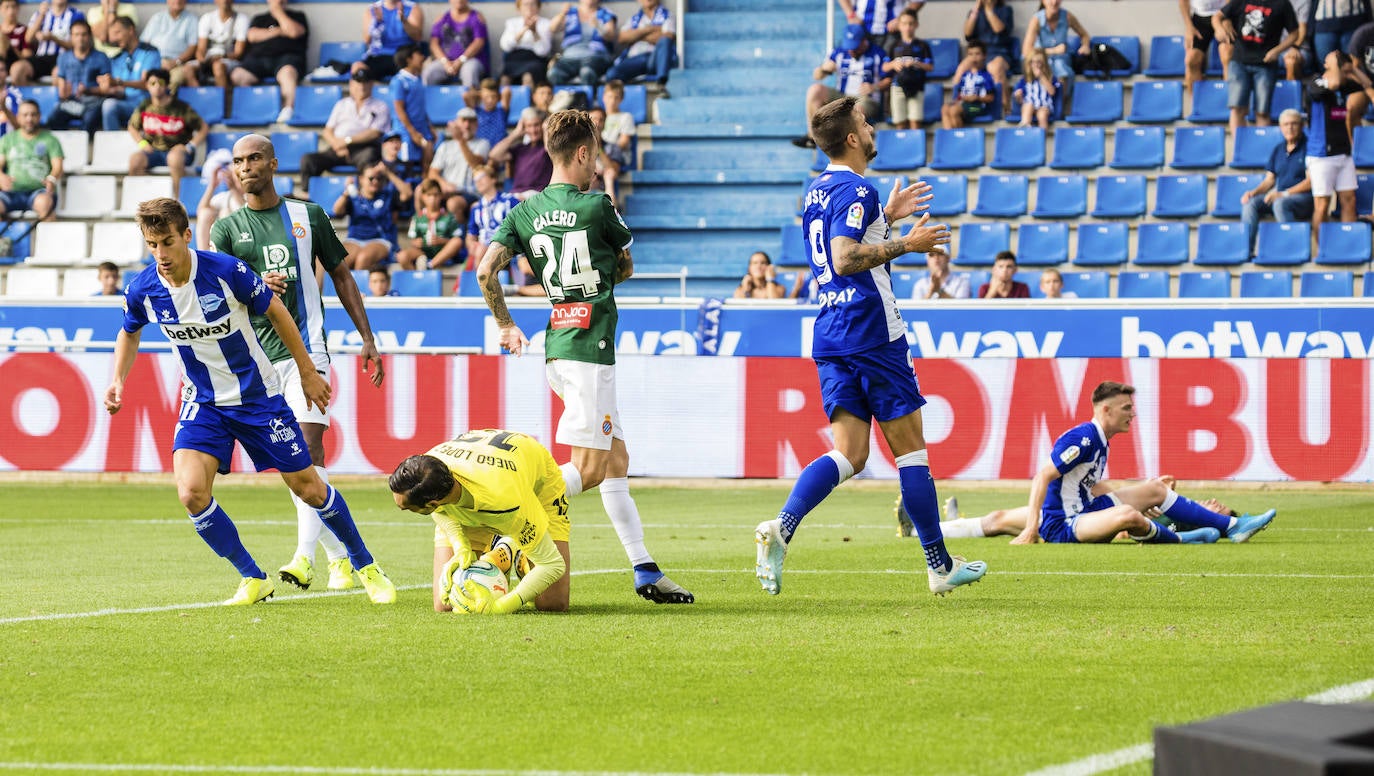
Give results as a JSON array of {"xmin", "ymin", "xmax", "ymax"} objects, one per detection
[
  {"xmin": 1022, "ymin": 0, "xmax": 1091, "ymax": 115},
  {"xmin": 499, "ymin": 0, "xmax": 551, "ymax": 89},
  {"xmin": 734, "ymin": 251, "xmax": 787, "ymax": 300}
]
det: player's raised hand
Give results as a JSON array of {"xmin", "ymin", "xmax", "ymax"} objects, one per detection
[
  {"xmin": 359, "ymin": 339, "xmax": 385, "ymax": 387},
  {"xmin": 300, "ymin": 370, "xmax": 332, "ymax": 412},
  {"xmin": 886, "ymin": 179, "xmax": 934, "ymax": 221},
  {"xmin": 499, "ymin": 322, "xmax": 529, "ymax": 356},
  {"xmin": 103, "ymin": 383, "xmax": 122, "ymax": 415},
  {"xmin": 900, "ymin": 213, "xmax": 951, "ymax": 254}
]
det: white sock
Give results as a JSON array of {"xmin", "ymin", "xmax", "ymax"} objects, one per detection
[
  {"xmin": 560, "ymin": 462, "xmax": 583, "ymax": 498},
  {"xmin": 940, "ymin": 517, "xmax": 985, "ymax": 539},
  {"xmin": 294, "ymin": 466, "xmax": 346, "ymax": 561},
  {"xmin": 599, "ymin": 477, "xmax": 652, "ymax": 567}
]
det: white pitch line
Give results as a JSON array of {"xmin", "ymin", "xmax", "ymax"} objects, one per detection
[{"xmin": 0, "ymin": 764, "xmax": 786, "ymax": 776}]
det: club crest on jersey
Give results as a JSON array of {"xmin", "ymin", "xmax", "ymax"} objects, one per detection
[
  {"xmin": 291, "ymin": 222, "xmax": 306, "ymax": 239},
  {"xmin": 550, "ymin": 302, "xmax": 592, "ymax": 330},
  {"xmin": 846, "ymin": 202, "xmax": 864, "ymax": 228},
  {"xmin": 602, "ymin": 415, "xmax": 612, "ymax": 435},
  {"xmin": 268, "ymin": 417, "xmax": 298, "ymax": 444},
  {"xmin": 198, "ymin": 293, "xmax": 224, "ymax": 313}
]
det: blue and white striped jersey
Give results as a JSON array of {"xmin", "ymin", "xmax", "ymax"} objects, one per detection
[
  {"xmin": 30, "ymin": 6, "xmax": 83, "ymax": 57},
  {"xmin": 803, "ymin": 164, "xmax": 905, "ymax": 357},
  {"xmin": 1042, "ymin": 420, "xmax": 1110, "ymax": 517},
  {"xmin": 122, "ymin": 250, "xmax": 282, "ymax": 408},
  {"xmin": 560, "ymin": 6, "xmax": 616, "ymax": 55},
  {"xmin": 851, "ymin": 0, "xmax": 897, "ymax": 35},
  {"xmin": 828, "ymin": 47, "xmax": 889, "ymax": 96},
  {"xmin": 624, "ymin": 4, "xmax": 673, "ymax": 58},
  {"xmin": 1015, "ymin": 76, "xmax": 1059, "ymax": 109}
]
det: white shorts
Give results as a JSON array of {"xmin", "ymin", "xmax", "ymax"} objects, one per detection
[
  {"xmin": 274, "ymin": 352, "xmax": 331, "ymax": 427},
  {"xmin": 545, "ymin": 359, "xmax": 621, "ymax": 451},
  {"xmin": 1306, "ymin": 154, "xmax": 1357, "ymax": 198}
]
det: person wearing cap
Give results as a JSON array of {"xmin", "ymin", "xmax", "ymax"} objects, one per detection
[
  {"xmin": 790, "ymin": 24, "xmax": 889, "ymax": 149},
  {"xmin": 488, "ymin": 106, "xmax": 550, "ymax": 199},
  {"xmin": 911, "ymin": 244, "xmax": 970, "ymax": 300},
  {"xmin": 427, "ymin": 104, "xmax": 489, "ymax": 217},
  {"xmin": 296, "ymin": 66, "xmax": 390, "ymax": 198}
]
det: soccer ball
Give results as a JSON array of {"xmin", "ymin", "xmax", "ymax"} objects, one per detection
[{"xmin": 449, "ymin": 560, "xmax": 509, "ymax": 614}]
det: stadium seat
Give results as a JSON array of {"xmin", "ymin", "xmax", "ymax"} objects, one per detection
[
  {"xmin": 30, "ymin": 222, "xmax": 88, "ymax": 265},
  {"xmin": 322, "ymin": 269, "xmax": 370, "ymax": 297},
  {"xmin": 1049, "ymin": 126, "xmax": 1105, "ymax": 169},
  {"xmin": 1090, "ymin": 175, "xmax": 1147, "ymax": 218},
  {"xmin": 1126, "ymin": 80, "xmax": 1182, "ymax": 123},
  {"xmin": 1315, "ymin": 222, "xmax": 1373, "ymax": 265},
  {"xmin": 1254, "ymin": 221, "xmax": 1311, "ymax": 266},
  {"xmin": 811, "ymin": 148, "xmax": 829, "ymax": 173},
  {"xmin": 865, "ymin": 175, "xmax": 907, "ymax": 204},
  {"xmin": 273, "ymin": 175, "xmax": 294, "ymax": 197},
  {"xmin": 990, "ymin": 127, "xmax": 1045, "ymax": 170},
  {"xmin": 1269, "ymin": 79, "xmax": 1302, "ymax": 117},
  {"xmin": 1231, "ymin": 126, "xmax": 1283, "ymax": 169},
  {"xmin": 307, "ymin": 175, "xmax": 347, "ymax": 208},
  {"xmin": 116, "ymin": 176, "xmax": 173, "ymax": 217},
  {"xmin": 178, "ymin": 86, "xmax": 224, "ymax": 126},
  {"xmin": 928, "ymin": 38, "xmax": 961, "ymax": 79},
  {"xmin": 455, "ymin": 269, "xmax": 484, "ymax": 298},
  {"xmin": 225, "ymin": 86, "xmax": 281, "ymax": 127},
  {"xmin": 426, "ymin": 85, "xmax": 467, "ymax": 126},
  {"xmin": 506, "ymin": 85, "xmax": 531, "ymax": 124},
  {"xmin": 971, "ymin": 175, "xmax": 1028, "ymax": 218},
  {"xmin": 954, "ymin": 222, "xmax": 1011, "ymax": 266},
  {"xmin": 17, "ymin": 85, "xmax": 58, "ymax": 124},
  {"xmin": 1073, "ymin": 222, "xmax": 1128, "ymax": 266},
  {"xmin": 924, "ymin": 174, "xmax": 968, "ymax": 216},
  {"xmin": 3, "ymin": 266, "xmax": 60, "ymax": 296},
  {"xmin": 1083, "ymin": 36, "xmax": 1140, "ymax": 76},
  {"xmin": 922, "ymin": 84, "xmax": 944, "ymax": 126},
  {"xmin": 1116, "ymin": 270, "xmax": 1171, "ymax": 298},
  {"xmin": 1152, "ymin": 174, "xmax": 1208, "ymax": 217},
  {"xmin": 1065, "ymin": 81, "xmax": 1122, "ymax": 123},
  {"xmin": 1239, "ymin": 270, "xmax": 1293, "ymax": 297},
  {"xmin": 1133, "ymin": 222, "xmax": 1190, "ymax": 266},
  {"xmin": 314, "ymin": 42, "xmax": 365, "ymax": 81},
  {"xmin": 1358, "ymin": 174, "xmax": 1374, "ymax": 215},
  {"xmin": 1193, "ymin": 223, "xmax": 1248, "ymax": 266},
  {"xmin": 1110, "ymin": 126, "xmax": 1165, "ymax": 169},
  {"xmin": 620, "ymin": 84, "xmax": 647, "ymax": 124},
  {"xmin": 86, "ymin": 131, "xmax": 139, "ymax": 173},
  {"xmin": 1212, "ymin": 174, "xmax": 1263, "ymax": 217},
  {"xmin": 1354, "ymin": 126, "xmax": 1374, "ymax": 169},
  {"xmin": 1300, "ymin": 270, "xmax": 1355, "ymax": 297},
  {"xmin": 91, "ymin": 222, "xmax": 148, "ymax": 264},
  {"xmin": 179, "ymin": 177, "xmax": 209, "ymax": 215},
  {"xmin": 1144, "ymin": 35, "xmax": 1186, "ymax": 77},
  {"xmin": 60, "ymin": 266, "xmax": 100, "ymax": 297},
  {"xmin": 870, "ymin": 129, "xmax": 925, "ymax": 171},
  {"xmin": 53, "ymin": 130, "xmax": 90, "ymax": 172},
  {"xmin": 374, "ymin": 82, "xmax": 392, "ymax": 101},
  {"xmin": 0, "ymin": 232, "xmax": 30, "ymax": 264},
  {"xmin": 930, "ymin": 128, "xmax": 985, "ymax": 170},
  {"xmin": 207, "ymin": 130, "xmax": 247, "ymax": 156},
  {"xmin": 890, "ymin": 270, "xmax": 922, "ymax": 298},
  {"xmin": 1171, "ymin": 126, "xmax": 1226, "ymax": 168},
  {"xmin": 390, "ymin": 269, "xmax": 443, "ymax": 297},
  {"xmin": 1178, "ymin": 270, "xmax": 1231, "ymax": 298},
  {"xmin": 779, "ymin": 222, "xmax": 806, "ymax": 266},
  {"xmin": 1062, "ymin": 270, "xmax": 1110, "ymax": 298},
  {"xmin": 58, "ymin": 175, "xmax": 116, "ymax": 218},
  {"xmin": 1186, "ymin": 80, "xmax": 1229, "ymax": 123},
  {"xmin": 289, "ymin": 85, "xmax": 343, "ymax": 127},
  {"xmin": 1015, "ymin": 270, "xmax": 1043, "ymax": 297},
  {"xmin": 270, "ymin": 132, "xmax": 318, "ymax": 173},
  {"xmin": 1016, "ymin": 222, "xmax": 1069, "ymax": 266},
  {"xmin": 1031, "ymin": 175, "xmax": 1087, "ymax": 218}
]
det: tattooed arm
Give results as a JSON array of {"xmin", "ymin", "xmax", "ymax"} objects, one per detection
[
  {"xmin": 830, "ymin": 213, "xmax": 951, "ymax": 276},
  {"xmin": 477, "ymin": 241, "xmax": 530, "ymax": 355},
  {"xmin": 615, "ymin": 247, "xmax": 634, "ymax": 284}
]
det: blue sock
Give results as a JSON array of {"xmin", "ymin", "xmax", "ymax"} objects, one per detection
[
  {"xmin": 1135, "ymin": 519, "xmax": 1181, "ymax": 543},
  {"xmin": 1161, "ymin": 491, "xmax": 1232, "ymax": 533},
  {"xmin": 896, "ymin": 452, "xmax": 952, "ymax": 573},
  {"xmin": 317, "ymin": 486, "xmax": 375, "ymax": 569},
  {"xmin": 778, "ymin": 451, "xmax": 854, "ymax": 543},
  {"xmin": 190, "ymin": 499, "xmax": 263, "ymax": 578}
]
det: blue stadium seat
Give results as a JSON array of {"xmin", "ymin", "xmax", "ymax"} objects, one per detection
[
  {"xmin": 890, "ymin": 270, "xmax": 922, "ymax": 298},
  {"xmin": 0, "ymin": 232, "xmax": 30, "ymax": 263},
  {"xmin": 1073, "ymin": 222, "xmax": 1129, "ymax": 266},
  {"xmin": 779, "ymin": 222, "xmax": 806, "ymax": 265},
  {"xmin": 1117, "ymin": 270, "xmax": 1171, "ymax": 298},
  {"xmin": 1090, "ymin": 175, "xmax": 1147, "ymax": 218},
  {"xmin": 425, "ymin": 85, "xmax": 467, "ymax": 126},
  {"xmin": 1065, "ymin": 81, "xmax": 1122, "ymax": 123},
  {"xmin": 307, "ymin": 175, "xmax": 347, "ymax": 208},
  {"xmin": 1127, "ymin": 81, "xmax": 1182, "ymax": 123},
  {"xmin": 1016, "ymin": 222, "xmax": 1069, "ymax": 266},
  {"xmin": 391, "ymin": 269, "xmax": 444, "ymax": 297},
  {"xmin": 269, "ymin": 132, "xmax": 317, "ymax": 173},
  {"xmin": 1049, "ymin": 126, "xmax": 1104, "ymax": 169},
  {"xmin": 206, "ymin": 130, "xmax": 247, "ymax": 155},
  {"xmin": 1133, "ymin": 222, "xmax": 1190, "ymax": 266},
  {"xmin": 923, "ymin": 84, "xmax": 944, "ymax": 127},
  {"xmin": 1186, "ymin": 80, "xmax": 1229, "ymax": 123},
  {"xmin": 1254, "ymin": 221, "xmax": 1311, "ymax": 266},
  {"xmin": 1110, "ymin": 126, "xmax": 1165, "ymax": 169},
  {"xmin": 273, "ymin": 176, "xmax": 294, "ymax": 197},
  {"xmin": 811, "ymin": 148, "xmax": 829, "ymax": 173},
  {"xmin": 1144, "ymin": 35, "xmax": 1186, "ymax": 77},
  {"xmin": 1358, "ymin": 174, "xmax": 1374, "ymax": 215},
  {"xmin": 954, "ymin": 222, "xmax": 1011, "ymax": 266},
  {"xmin": 930, "ymin": 128, "xmax": 985, "ymax": 170},
  {"xmin": 972, "ymin": 174, "xmax": 1028, "ymax": 217},
  {"xmin": 315, "ymin": 42, "xmax": 365, "ymax": 81},
  {"xmin": 371, "ymin": 84, "xmax": 391, "ymax": 104},
  {"xmin": 1031, "ymin": 175, "xmax": 1087, "ymax": 218},
  {"xmin": 178, "ymin": 86, "xmax": 224, "ymax": 126},
  {"xmin": 1171, "ymin": 126, "xmax": 1226, "ymax": 168},
  {"xmin": 1014, "ymin": 270, "xmax": 1042, "ymax": 297},
  {"xmin": 925, "ymin": 174, "xmax": 968, "ymax": 216},
  {"xmin": 1178, "ymin": 270, "xmax": 1232, "ymax": 298},
  {"xmin": 1193, "ymin": 223, "xmax": 1249, "ymax": 266},
  {"xmin": 1269, "ymin": 79, "xmax": 1302, "ymax": 117},
  {"xmin": 322, "ymin": 269, "xmax": 370, "ymax": 297},
  {"xmin": 963, "ymin": 270, "xmax": 991, "ymax": 293},
  {"xmin": 1315, "ymin": 221, "xmax": 1373, "ymax": 265},
  {"xmin": 928, "ymin": 38, "xmax": 961, "ymax": 79},
  {"xmin": 289, "ymin": 85, "xmax": 343, "ymax": 127},
  {"xmin": 1206, "ymin": 40, "xmax": 1224, "ymax": 75},
  {"xmin": 1354, "ymin": 126, "xmax": 1374, "ymax": 169},
  {"xmin": 1212, "ymin": 174, "xmax": 1264, "ymax": 217},
  {"xmin": 17, "ymin": 85, "xmax": 58, "ymax": 124},
  {"xmin": 456, "ymin": 269, "xmax": 485, "ymax": 298},
  {"xmin": 178, "ymin": 177, "xmax": 208, "ymax": 215},
  {"xmin": 224, "ymin": 86, "xmax": 281, "ymax": 127},
  {"xmin": 555, "ymin": 84, "xmax": 595, "ymax": 108},
  {"xmin": 871, "ymin": 129, "xmax": 926, "ymax": 171},
  {"xmin": 506, "ymin": 85, "xmax": 531, "ymax": 125},
  {"xmin": 1084, "ymin": 36, "xmax": 1140, "ymax": 76},
  {"xmin": 990, "ymin": 127, "xmax": 1045, "ymax": 169},
  {"xmin": 1231, "ymin": 126, "xmax": 1283, "ymax": 169},
  {"xmin": 1300, "ymin": 270, "xmax": 1355, "ymax": 297},
  {"xmin": 1239, "ymin": 270, "xmax": 1293, "ymax": 297},
  {"xmin": 1152, "ymin": 174, "xmax": 1208, "ymax": 217},
  {"xmin": 1062, "ymin": 270, "xmax": 1111, "ymax": 298},
  {"xmin": 620, "ymin": 84, "xmax": 648, "ymax": 124},
  {"xmin": 865, "ymin": 175, "xmax": 907, "ymax": 204}
]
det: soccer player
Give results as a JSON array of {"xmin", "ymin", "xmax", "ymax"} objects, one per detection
[
  {"xmin": 208, "ymin": 133, "xmax": 389, "ymax": 598},
  {"xmin": 755, "ymin": 95, "xmax": 987, "ymax": 598},
  {"xmin": 1006, "ymin": 381, "xmax": 1277, "ymax": 545},
  {"xmin": 475, "ymin": 109, "xmax": 693, "ymax": 605},
  {"xmin": 389, "ymin": 428, "xmax": 571, "ymax": 614},
  {"xmin": 105, "ymin": 197, "xmax": 395, "ymax": 606}
]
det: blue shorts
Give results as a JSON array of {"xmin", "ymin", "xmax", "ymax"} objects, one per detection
[
  {"xmin": 0, "ymin": 188, "xmax": 53, "ymax": 212},
  {"xmin": 142, "ymin": 149, "xmax": 169, "ymax": 168},
  {"xmin": 1040, "ymin": 494, "xmax": 1120, "ymax": 544},
  {"xmin": 815, "ymin": 338, "xmax": 927, "ymax": 423},
  {"xmin": 173, "ymin": 396, "xmax": 313, "ymax": 475}
]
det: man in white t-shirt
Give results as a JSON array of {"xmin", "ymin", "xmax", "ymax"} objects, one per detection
[
  {"xmin": 184, "ymin": 0, "xmax": 247, "ymax": 88},
  {"xmin": 428, "ymin": 106, "xmax": 491, "ymax": 217},
  {"xmin": 911, "ymin": 245, "xmax": 970, "ymax": 300}
]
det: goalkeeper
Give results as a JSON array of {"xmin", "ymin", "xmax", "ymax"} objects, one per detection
[{"xmin": 389, "ymin": 429, "xmax": 571, "ymax": 614}]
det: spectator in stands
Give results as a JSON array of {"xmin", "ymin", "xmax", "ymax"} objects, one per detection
[
  {"xmin": 500, "ymin": 0, "xmax": 553, "ymax": 89},
  {"xmin": 911, "ymin": 245, "xmax": 970, "ymax": 299},
  {"xmin": 231, "ymin": 0, "xmax": 308, "ymax": 125},
  {"xmin": 1214, "ymin": 0, "xmax": 1299, "ymax": 131},
  {"xmin": 423, "ymin": 0, "xmax": 487, "ymax": 88},
  {"xmin": 963, "ymin": 0, "xmax": 1017, "ymax": 116},
  {"xmin": 88, "ymin": 0, "xmax": 135, "ymax": 59},
  {"xmin": 142, "ymin": 0, "xmax": 199, "ymax": 79},
  {"xmin": 0, "ymin": 61, "xmax": 21, "ymax": 135},
  {"xmin": 734, "ymin": 251, "xmax": 786, "ymax": 299},
  {"xmin": 390, "ymin": 42, "xmax": 434, "ymax": 173},
  {"xmin": 1240, "ymin": 107, "xmax": 1313, "ymax": 255},
  {"xmin": 184, "ymin": 0, "xmax": 246, "ymax": 89},
  {"xmin": 397, "ymin": 178, "xmax": 465, "ymax": 270},
  {"xmin": 548, "ymin": 0, "xmax": 618, "ymax": 86},
  {"xmin": 1182, "ymin": 0, "xmax": 1232, "ymax": 108},
  {"xmin": 127, "ymin": 68, "xmax": 206, "ymax": 198},
  {"xmin": 195, "ymin": 149, "xmax": 244, "ymax": 250},
  {"xmin": 429, "ymin": 106, "xmax": 490, "ymax": 216},
  {"xmin": 1283, "ymin": 0, "xmax": 1314, "ymax": 81},
  {"xmin": 1022, "ymin": 0, "xmax": 1090, "ymax": 116},
  {"xmin": 1307, "ymin": 50, "xmax": 1369, "ymax": 237},
  {"xmin": 1039, "ymin": 268, "xmax": 1078, "ymax": 298},
  {"xmin": 472, "ymin": 77, "xmax": 509, "ymax": 147},
  {"xmin": 355, "ymin": 0, "xmax": 423, "ymax": 80},
  {"xmin": 1014, "ymin": 52, "xmax": 1059, "ymax": 128},
  {"xmin": 531, "ymin": 79, "xmax": 554, "ymax": 112},
  {"xmin": 979, "ymin": 251, "xmax": 1030, "ymax": 298},
  {"xmin": 465, "ymin": 162, "xmax": 519, "ymax": 269},
  {"xmin": 884, "ymin": 9, "xmax": 933, "ymax": 130},
  {"xmin": 102, "ymin": 16, "xmax": 160, "ymax": 131},
  {"xmin": 335, "ymin": 160, "xmax": 413, "ymax": 270},
  {"xmin": 368, "ymin": 267, "xmax": 399, "ymax": 296},
  {"xmin": 587, "ymin": 104, "xmax": 609, "ymax": 194},
  {"xmin": 53, "ymin": 20, "xmax": 113, "ymax": 135},
  {"xmin": 490, "ymin": 106, "xmax": 551, "ymax": 199},
  {"xmin": 791, "ymin": 24, "xmax": 889, "ymax": 149},
  {"xmin": 378, "ymin": 131, "xmax": 412, "ymax": 177},
  {"xmin": 0, "ymin": 0, "xmax": 34, "ymax": 85},
  {"xmin": 1312, "ymin": 0, "xmax": 1370, "ymax": 63},
  {"xmin": 605, "ymin": 0, "xmax": 676, "ymax": 96},
  {"xmin": 0, "ymin": 100, "xmax": 63, "ymax": 222},
  {"xmin": 1346, "ymin": 19, "xmax": 1374, "ymax": 133},
  {"xmin": 295, "ymin": 68, "xmax": 389, "ymax": 199},
  {"xmin": 95, "ymin": 261, "xmax": 122, "ymax": 295},
  {"xmin": 598, "ymin": 79, "xmax": 634, "ymax": 204},
  {"xmin": 26, "ymin": 0, "xmax": 83, "ymax": 81},
  {"xmin": 941, "ymin": 40, "xmax": 995, "ymax": 128}
]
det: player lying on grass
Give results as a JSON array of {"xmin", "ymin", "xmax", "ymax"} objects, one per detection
[{"xmin": 389, "ymin": 428, "xmax": 570, "ymax": 614}]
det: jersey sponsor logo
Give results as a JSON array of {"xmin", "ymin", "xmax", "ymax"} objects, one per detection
[
  {"xmin": 846, "ymin": 202, "xmax": 864, "ymax": 228},
  {"xmin": 817, "ymin": 287, "xmax": 858, "ymax": 308},
  {"xmin": 262, "ymin": 244, "xmax": 297, "ymax": 279},
  {"xmin": 1059, "ymin": 445, "xmax": 1080, "ymax": 465},
  {"xmin": 140, "ymin": 112, "xmax": 186, "ymax": 136},
  {"xmin": 268, "ymin": 416, "xmax": 298, "ymax": 444},
  {"xmin": 252, "ymin": 280, "xmax": 268, "ymax": 297},
  {"xmin": 532, "ymin": 209, "xmax": 579, "ymax": 231},
  {"xmin": 602, "ymin": 414, "xmax": 612, "ymax": 435},
  {"xmin": 291, "ymin": 222, "xmax": 306, "ymax": 239},
  {"xmin": 162, "ymin": 318, "xmax": 232, "ymax": 341},
  {"xmin": 549, "ymin": 302, "xmax": 593, "ymax": 330},
  {"xmin": 198, "ymin": 293, "xmax": 224, "ymax": 313}
]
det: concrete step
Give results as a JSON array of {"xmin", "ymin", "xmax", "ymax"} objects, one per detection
[
  {"xmin": 628, "ymin": 168, "xmax": 807, "ymax": 184},
  {"xmin": 640, "ymin": 144, "xmax": 813, "ymax": 172},
  {"xmin": 625, "ymin": 213, "xmax": 795, "ymax": 230},
  {"xmin": 645, "ymin": 122, "xmax": 805, "ymax": 139},
  {"xmin": 632, "ymin": 228, "xmax": 781, "ymax": 268},
  {"xmin": 685, "ymin": 40, "xmax": 817, "ymax": 69},
  {"xmin": 656, "ymin": 94, "xmax": 799, "ymax": 124},
  {"xmin": 683, "ymin": 11, "xmax": 826, "ymax": 40},
  {"xmin": 669, "ymin": 68, "xmax": 814, "ymax": 98},
  {"xmin": 689, "ymin": 0, "xmax": 819, "ymax": 11}
]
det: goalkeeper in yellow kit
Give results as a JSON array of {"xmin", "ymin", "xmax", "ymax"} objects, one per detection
[{"xmin": 389, "ymin": 429, "xmax": 571, "ymax": 614}]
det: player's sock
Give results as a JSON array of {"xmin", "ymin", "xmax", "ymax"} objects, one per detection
[
  {"xmin": 310, "ymin": 468, "xmax": 347, "ymax": 561},
  {"xmin": 190, "ymin": 499, "xmax": 264, "ymax": 579},
  {"xmin": 896, "ymin": 450, "xmax": 953, "ymax": 574},
  {"xmin": 291, "ymin": 467, "xmax": 344, "ymax": 561},
  {"xmin": 1160, "ymin": 491, "xmax": 1233, "ymax": 533},
  {"xmin": 599, "ymin": 477, "xmax": 652, "ymax": 567},
  {"xmin": 778, "ymin": 450, "xmax": 854, "ymax": 543},
  {"xmin": 940, "ymin": 517, "xmax": 986, "ymax": 539},
  {"xmin": 560, "ymin": 463, "xmax": 583, "ymax": 498},
  {"xmin": 1131, "ymin": 519, "xmax": 1181, "ymax": 543},
  {"xmin": 316, "ymin": 485, "xmax": 375, "ymax": 569}
]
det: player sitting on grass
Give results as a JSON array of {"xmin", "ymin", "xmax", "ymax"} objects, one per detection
[{"xmin": 389, "ymin": 428, "xmax": 570, "ymax": 614}]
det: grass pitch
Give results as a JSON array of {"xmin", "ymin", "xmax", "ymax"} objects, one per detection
[{"xmin": 1, "ymin": 480, "xmax": 1371, "ymax": 776}]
